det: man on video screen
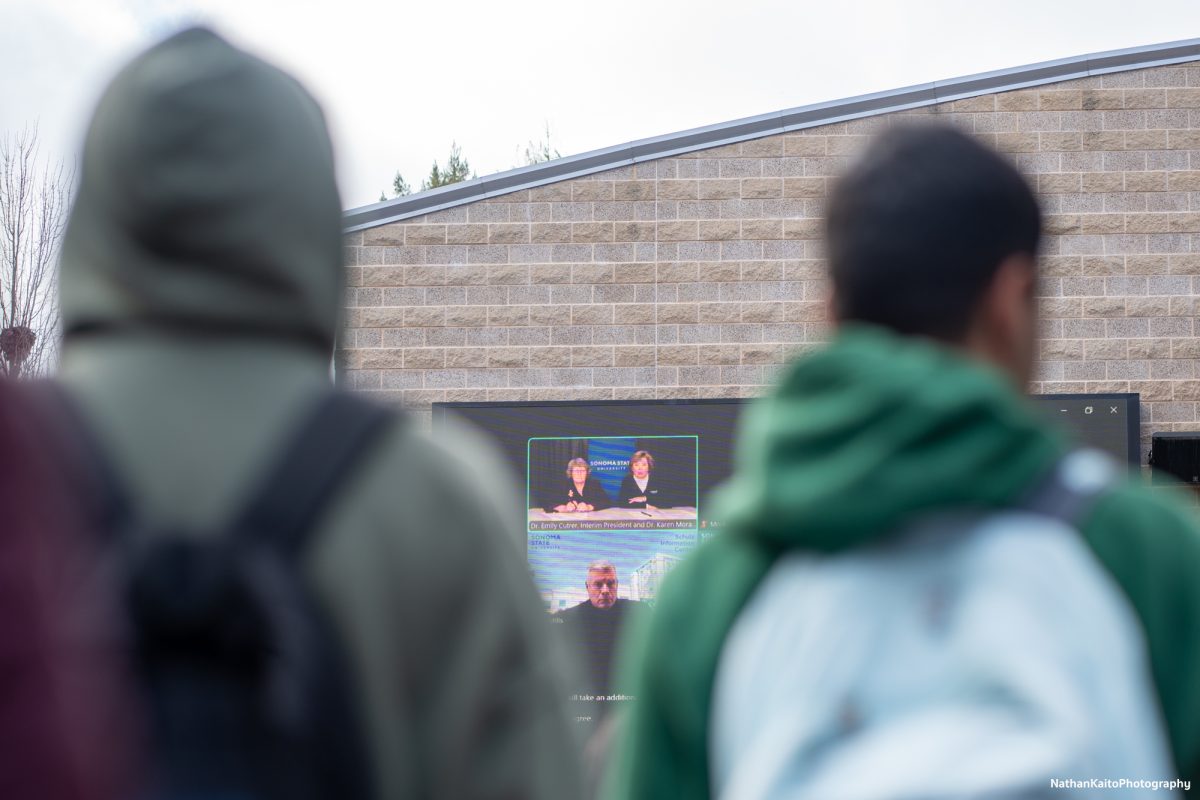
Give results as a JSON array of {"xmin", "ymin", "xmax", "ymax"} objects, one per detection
[{"xmin": 557, "ymin": 560, "xmax": 642, "ymax": 697}]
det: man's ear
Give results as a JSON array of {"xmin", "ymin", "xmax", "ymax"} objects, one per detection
[{"xmin": 987, "ymin": 254, "xmax": 1037, "ymax": 335}]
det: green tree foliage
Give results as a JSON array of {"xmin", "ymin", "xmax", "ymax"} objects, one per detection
[
  {"xmin": 422, "ymin": 142, "xmax": 473, "ymax": 190},
  {"xmin": 383, "ymin": 142, "xmax": 472, "ymax": 199},
  {"xmin": 392, "ymin": 171, "xmax": 411, "ymax": 197},
  {"xmin": 522, "ymin": 122, "xmax": 560, "ymax": 165},
  {"xmin": 381, "ymin": 127, "xmax": 565, "ymax": 201}
]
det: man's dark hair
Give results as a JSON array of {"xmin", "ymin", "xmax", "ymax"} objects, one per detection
[{"xmin": 825, "ymin": 124, "xmax": 1041, "ymax": 341}]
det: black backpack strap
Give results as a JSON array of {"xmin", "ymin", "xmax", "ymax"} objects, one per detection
[
  {"xmin": 1017, "ymin": 448, "xmax": 1120, "ymax": 527},
  {"xmin": 231, "ymin": 391, "xmax": 396, "ymax": 556}
]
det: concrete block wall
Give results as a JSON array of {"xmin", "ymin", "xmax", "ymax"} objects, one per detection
[{"xmin": 342, "ymin": 61, "xmax": 1200, "ymax": 453}]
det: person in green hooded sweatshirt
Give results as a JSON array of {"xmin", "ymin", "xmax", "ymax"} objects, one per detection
[
  {"xmin": 54, "ymin": 27, "xmax": 581, "ymax": 800},
  {"xmin": 607, "ymin": 125, "xmax": 1200, "ymax": 798}
]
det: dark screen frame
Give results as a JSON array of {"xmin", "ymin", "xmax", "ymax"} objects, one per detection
[
  {"xmin": 433, "ymin": 392, "xmax": 1142, "ymax": 467},
  {"xmin": 1034, "ymin": 392, "xmax": 1142, "ymax": 467},
  {"xmin": 433, "ymin": 396, "xmax": 750, "ymax": 421}
]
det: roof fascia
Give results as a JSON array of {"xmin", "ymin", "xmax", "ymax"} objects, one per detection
[{"xmin": 344, "ymin": 38, "xmax": 1200, "ymax": 233}]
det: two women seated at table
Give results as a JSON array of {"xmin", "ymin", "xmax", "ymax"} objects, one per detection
[{"xmin": 545, "ymin": 451, "xmax": 674, "ymax": 512}]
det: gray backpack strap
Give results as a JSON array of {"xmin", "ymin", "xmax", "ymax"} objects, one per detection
[{"xmin": 1017, "ymin": 448, "xmax": 1120, "ymax": 527}]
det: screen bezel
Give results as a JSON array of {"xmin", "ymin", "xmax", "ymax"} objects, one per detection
[
  {"xmin": 433, "ymin": 391, "xmax": 1142, "ymax": 466},
  {"xmin": 1032, "ymin": 392, "xmax": 1141, "ymax": 467}
]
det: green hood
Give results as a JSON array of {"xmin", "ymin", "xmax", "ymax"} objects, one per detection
[
  {"xmin": 612, "ymin": 327, "xmax": 1200, "ymax": 800},
  {"xmin": 716, "ymin": 325, "xmax": 1064, "ymax": 552},
  {"xmin": 60, "ymin": 27, "xmax": 343, "ymax": 354}
]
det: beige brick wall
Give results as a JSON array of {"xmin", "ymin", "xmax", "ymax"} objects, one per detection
[{"xmin": 343, "ymin": 62, "xmax": 1200, "ymax": 452}]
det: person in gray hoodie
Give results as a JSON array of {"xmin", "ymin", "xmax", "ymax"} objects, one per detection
[{"xmin": 55, "ymin": 27, "xmax": 581, "ymax": 799}]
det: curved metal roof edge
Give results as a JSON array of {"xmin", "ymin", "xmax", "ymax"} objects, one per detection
[{"xmin": 344, "ymin": 37, "xmax": 1200, "ymax": 233}]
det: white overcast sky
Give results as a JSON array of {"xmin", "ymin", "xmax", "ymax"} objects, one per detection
[{"xmin": 3, "ymin": 0, "xmax": 1200, "ymax": 210}]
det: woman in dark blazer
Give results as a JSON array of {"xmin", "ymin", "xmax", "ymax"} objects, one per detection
[
  {"xmin": 617, "ymin": 450, "xmax": 672, "ymax": 509},
  {"xmin": 545, "ymin": 458, "xmax": 612, "ymax": 512}
]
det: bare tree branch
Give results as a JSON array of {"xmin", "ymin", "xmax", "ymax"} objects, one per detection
[{"xmin": 0, "ymin": 126, "xmax": 71, "ymax": 378}]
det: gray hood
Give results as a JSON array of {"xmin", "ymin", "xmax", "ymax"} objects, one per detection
[{"xmin": 60, "ymin": 27, "xmax": 343, "ymax": 354}]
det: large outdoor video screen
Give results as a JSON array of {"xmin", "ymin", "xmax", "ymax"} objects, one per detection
[
  {"xmin": 433, "ymin": 401, "xmax": 742, "ymax": 581},
  {"xmin": 433, "ymin": 391, "xmax": 1140, "ymax": 728},
  {"xmin": 433, "ymin": 399, "xmax": 743, "ymax": 726}
]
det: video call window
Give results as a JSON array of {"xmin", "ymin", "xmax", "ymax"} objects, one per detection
[
  {"xmin": 527, "ymin": 435, "xmax": 699, "ymax": 617},
  {"xmin": 524, "ymin": 434, "xmax": 702, "ymax": 717},
  {"xmin": 527, "ymin": 435, "xmax": 699, "ymax": 529}
]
